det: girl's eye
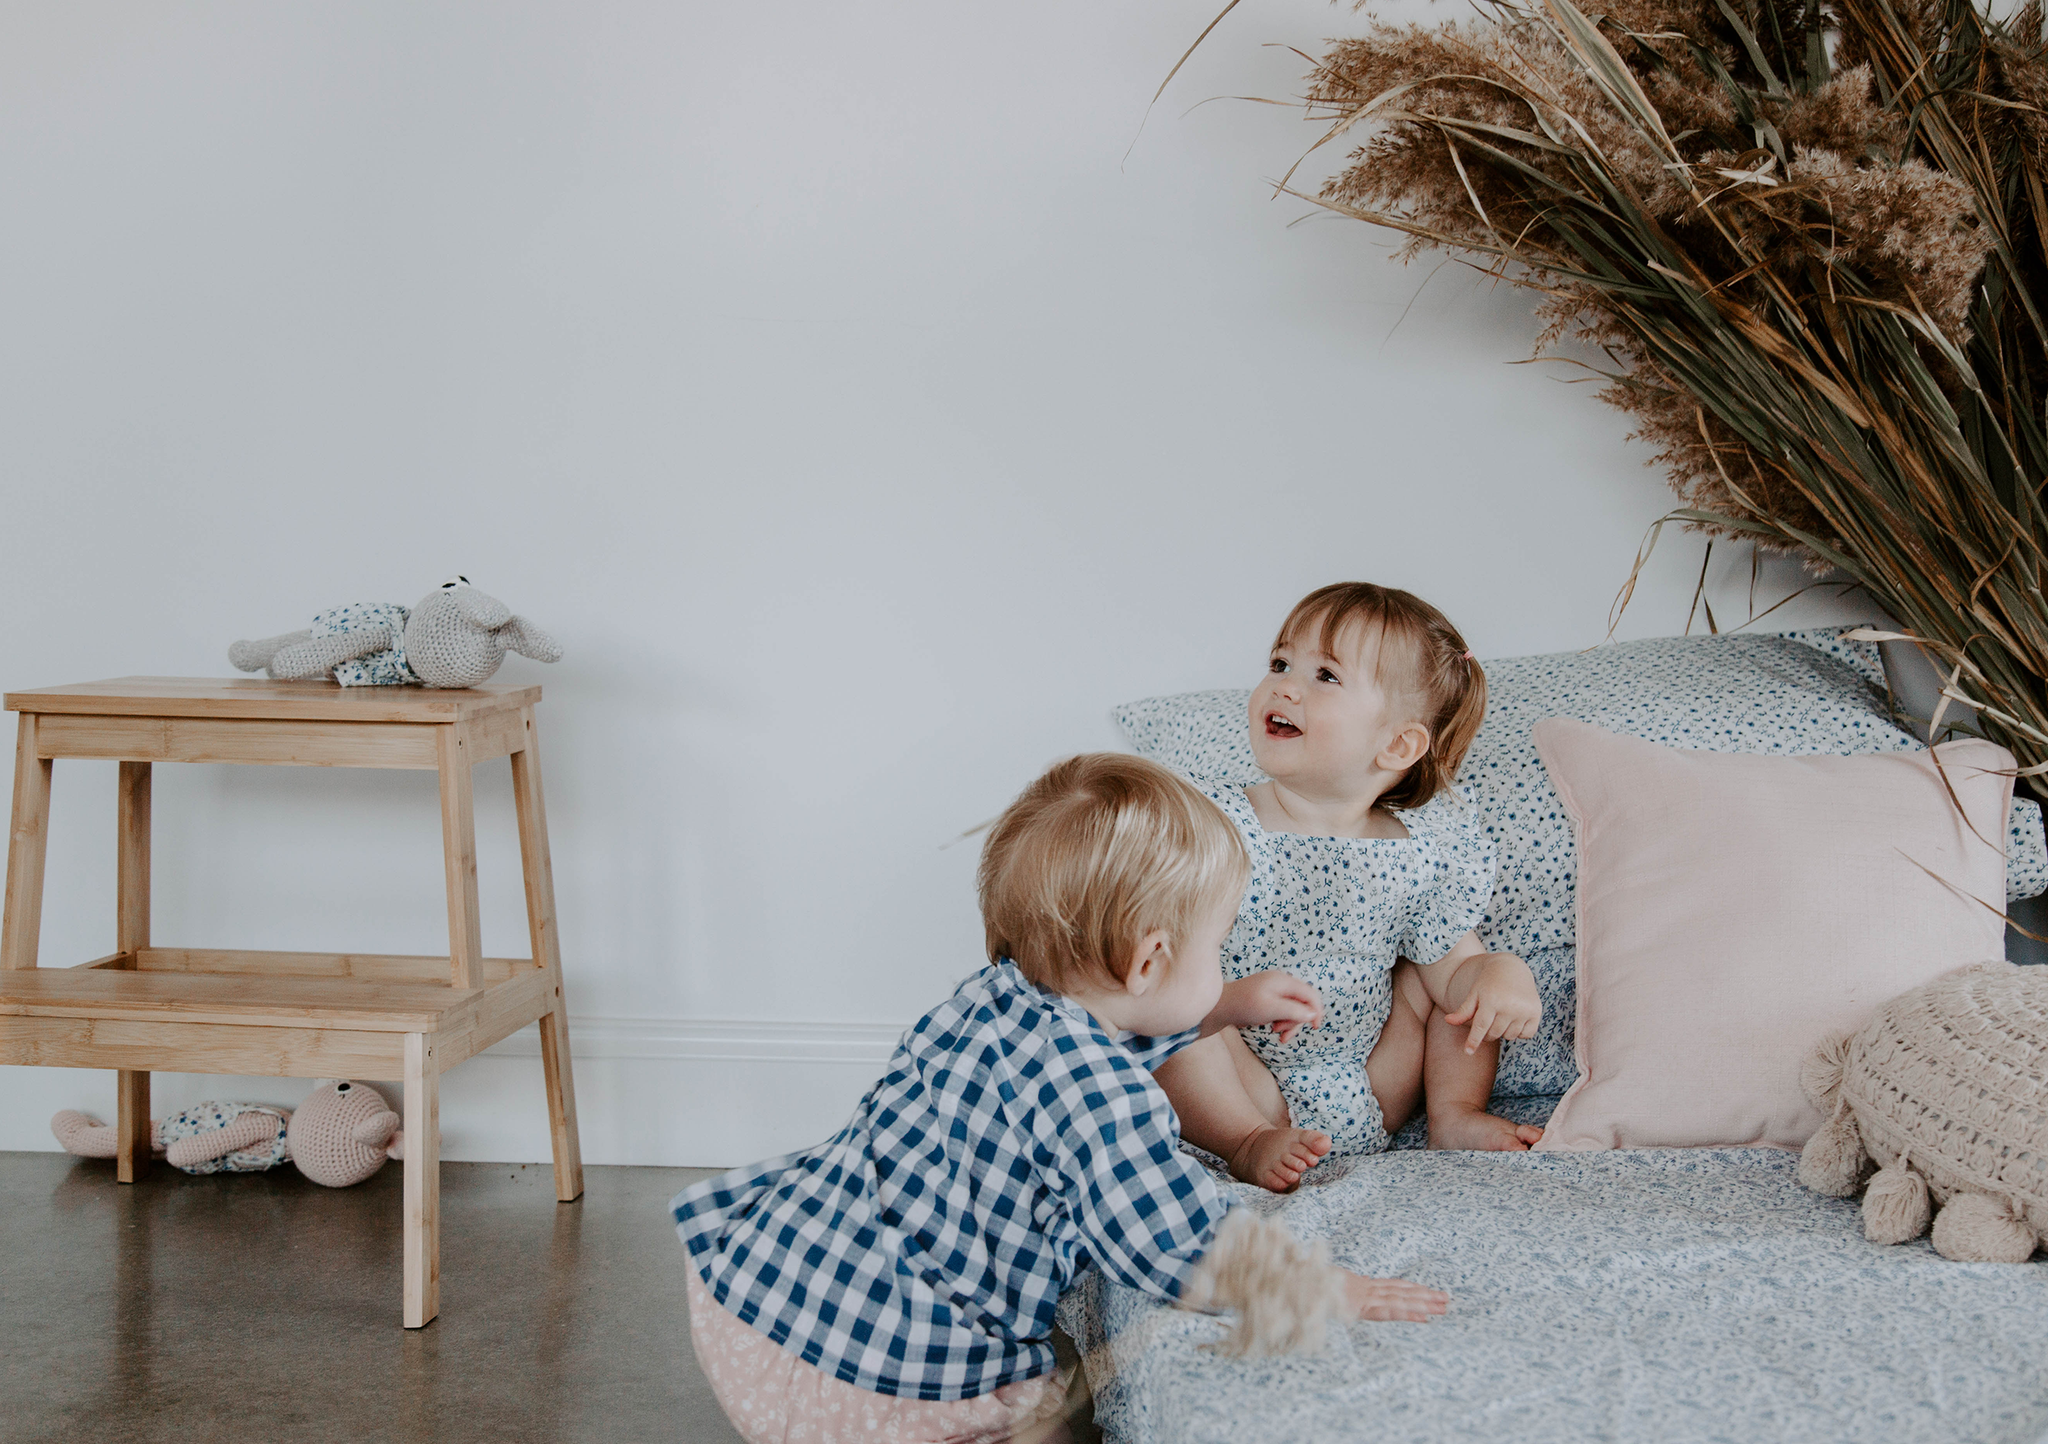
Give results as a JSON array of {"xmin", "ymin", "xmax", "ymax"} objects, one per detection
[
  {"xmin": 1269, "ymin": 658, "xmax": 1288, "ymax": 674},
  {"xmin": 1317, "ymin": 668, "xmax": 1339, "ymax": 684}
]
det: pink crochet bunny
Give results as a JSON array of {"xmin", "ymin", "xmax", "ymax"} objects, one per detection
[{"xmin": 51, "ymin": 1079, "xmax": 405, "ymax": 1186}]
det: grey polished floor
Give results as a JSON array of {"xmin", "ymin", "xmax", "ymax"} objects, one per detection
[
  {"xmin": 1, "ymin": 1152, "xmax": 744, "ymax": 1443},
  {"xmin": 2, "ymin": 1151, "xmax": 1099, "ymax": 1443}
]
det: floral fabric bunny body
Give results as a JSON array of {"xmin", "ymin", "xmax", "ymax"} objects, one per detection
[{"xmin": 157, "ymin": 1102, "xmax": 290, "ymax": 1174}]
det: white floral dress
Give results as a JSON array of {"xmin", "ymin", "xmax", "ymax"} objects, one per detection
[{"xmin": 1193, "ymin": 780, "xmax": 1498, "ymax": 1155}]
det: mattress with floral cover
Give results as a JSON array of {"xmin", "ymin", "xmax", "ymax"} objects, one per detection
[{"xmin": 1059, "ymin": 1118, "xmax": 2048, "ymax": 1444}]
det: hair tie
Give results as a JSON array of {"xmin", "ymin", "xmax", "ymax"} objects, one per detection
[{"xmin": 1461, "ymin": 650, "xmax": 1475, "ymax": 661}]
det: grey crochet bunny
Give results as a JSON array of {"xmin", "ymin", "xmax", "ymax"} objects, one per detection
[{"xmin": 230, "ymin": 577, "xmax": 562, "ymax": 688}]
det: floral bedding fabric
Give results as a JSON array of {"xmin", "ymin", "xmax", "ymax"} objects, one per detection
[
  {"xmin": 1058, "ymin": 1136, "xmax": 2048, "ymax": 1444},
  {"xmin": 1114, "ymin": 627, "xmax": 2048, "ymax": 1097}
]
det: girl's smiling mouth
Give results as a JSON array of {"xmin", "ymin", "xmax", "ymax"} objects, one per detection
[{"xmin": 1265, "ymin": 713, "xmax": 1302, "ymax": 739}]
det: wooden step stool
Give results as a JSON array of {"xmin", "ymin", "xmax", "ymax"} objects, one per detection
[{"xmin": 0, "ymin": 677, "xmax": 584, "ymax": 1328}]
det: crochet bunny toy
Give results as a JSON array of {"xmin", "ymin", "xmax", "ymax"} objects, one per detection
[
  {"xmin": 1798, "ymin": 960, "xmax": 2047, "ymax": 1262},
  {"xmin": 228, "ymin": 576, "xmax": 561, "ymax": 688},
  {"xmin": 51, "ymin": 1080, "xmax": 404, "ymax": 1186}
]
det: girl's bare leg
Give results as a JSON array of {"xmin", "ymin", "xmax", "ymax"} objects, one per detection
[
  {"xmin": 1365, "ymin": 963, "xmax": 1430, "ymax": 1135},
  {"xmin": 1369, "ymin": 962, "xmax": 1542, "ymax": 1151},
  {"xmin": 1154, "ymin": 1029, "xmax": 1331, "ymax": 1191}
]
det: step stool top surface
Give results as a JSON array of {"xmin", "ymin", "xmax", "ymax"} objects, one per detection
[{"xmin": 5, "ymin": 677, "xmax": 540, "ymax": 723}]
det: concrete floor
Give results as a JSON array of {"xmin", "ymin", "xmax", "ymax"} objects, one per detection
[
  {"xmin": 3, "ymin": 1150, "xmax": 1102, "ymax": 1443},
  {"xmin": 2, "ymin": 1151, "xmax": 741, "ymax": 1443}
]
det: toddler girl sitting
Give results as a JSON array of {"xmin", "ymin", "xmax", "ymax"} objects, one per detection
[
  {"xmin": 673, "ymin": 754, "xmax": 1448, "ymax": 1443},
  {"xmin": 1156, "ymin": 582, "xmax": 1544, "ymax": 1192}
]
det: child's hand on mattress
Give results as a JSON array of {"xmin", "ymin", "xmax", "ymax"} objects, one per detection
[
  {"xmin": 1206, "ymin": 971, "xmax": 1323, "ymax": 1043},
  {"xmin": 1341, "ymin": 1270, "xmax": 1450, "ymax": 1323},
  {"xmin": 1445, "ymin": 953, "xmax": 1542, "ymax": 1055}
]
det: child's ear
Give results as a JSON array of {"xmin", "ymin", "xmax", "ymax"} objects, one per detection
[
  {"xmin": 1124, "ymin": 929, "xmax": 1173, "ymax": 996},
  {"xmin": 1377, "ymin": 721, "xmax": 1431, "ymax": 774}
]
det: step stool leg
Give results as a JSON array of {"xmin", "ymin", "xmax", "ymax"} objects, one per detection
[
  {"xmin": 403, "ymin": 1032, "xmax": 440, "ymax": 1329},
  {"xmin": 538, "ymin": 1008, "xmax": 583, "ymax": 1203},
  {"xmin": 116, "ymin": 1070, "xmax": 151, "ymax": 1184},
  {"xmin": 115, "ymin": 761, "xmax": 152, "ymax": 1182},
  {"xmin": 435, "ymin": 725, "xmax": 483, "ymax": 991},
  {"xmin": 510, "ymin": 708, "xmax": 583, "ymax": 1203},
  {"xmin": 2, "ymin": 714, "xmax": 54, "ymax": 971}
]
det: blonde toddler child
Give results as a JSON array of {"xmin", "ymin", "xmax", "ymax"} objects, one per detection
[
  {"xmin": 1155, "ymin": 582, "xmax": 1545, "ymax": 1192},
  {"xmin": 672, "ymin": 754, "xmax": 1448, "ymax": 1444}
]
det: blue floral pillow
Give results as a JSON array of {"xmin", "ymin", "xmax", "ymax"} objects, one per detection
[{"xmin": 1115, "ymin": 627, "xmax": 2048, "ymax": 1098}]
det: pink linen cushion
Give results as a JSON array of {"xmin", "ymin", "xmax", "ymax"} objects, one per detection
[{"xmin": 1533, "ymin": 718, "xmax": 2013, "ymax": 1152}]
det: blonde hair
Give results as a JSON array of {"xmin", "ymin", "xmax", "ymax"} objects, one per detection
[
  {"xmin": 1275, "ymin": 582, "xmax": 1487, "ymax": 811},
  {"xmin": 979, "ymin": 754, "xmax": 1250, "ymax": 995}
]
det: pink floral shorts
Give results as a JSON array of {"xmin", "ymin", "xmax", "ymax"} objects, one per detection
[{"xmin": 686, "ymin": 1271, "xmax": 1072, "ymax": 1444}]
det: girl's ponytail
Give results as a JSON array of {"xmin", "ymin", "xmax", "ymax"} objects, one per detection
[{"xmin": 1395, "ymin": 646, "xmax": 1485, "ymax": 811}]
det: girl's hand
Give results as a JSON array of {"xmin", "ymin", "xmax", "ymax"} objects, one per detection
[
  {"xmin": 1444, "ymin": 953, "xmax": 1542, "ymax": 1055},
  {"xmin": 1213, "ymin": 971, "xmax": 1323, "ymax": 1042},
  {"xmin": 1341, "ymin": 1269, "xmax": 1449, "ymax": 1322}
]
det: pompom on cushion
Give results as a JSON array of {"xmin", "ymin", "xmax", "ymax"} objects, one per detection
[{"xmin": 1799, "ymin": 961, "xmax": 2046, "ymax": 1261}]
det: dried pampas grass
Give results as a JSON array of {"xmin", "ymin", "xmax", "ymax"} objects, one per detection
[{"xmin": 1209, "ymin": 0, "xmax": 2048, "ymax": 793}]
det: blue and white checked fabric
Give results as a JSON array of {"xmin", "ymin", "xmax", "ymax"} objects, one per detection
[{"xmin": 671, "ymin": 960, "xmax": 1233, "ymax": 1402}]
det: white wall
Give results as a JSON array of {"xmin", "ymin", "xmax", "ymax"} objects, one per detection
[{"xmin": 0, "ymin": 1, "xmax": 1862, "ymax": 1166}]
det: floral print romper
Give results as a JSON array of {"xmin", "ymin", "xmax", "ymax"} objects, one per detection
[{"xmin": 1194, "ymin": 779, "xmax": 1499, "ymax": 1155}]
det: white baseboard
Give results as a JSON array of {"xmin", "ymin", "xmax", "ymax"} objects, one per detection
[
  {"xmin": 2, "ymin": 1017, "xmax": 911, "ymax": 1172},
  {"xmin": 483, "ymin": 1016, "xmax": 905, "ymax": 1065}
]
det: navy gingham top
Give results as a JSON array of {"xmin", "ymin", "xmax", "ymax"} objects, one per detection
[{"xmin": 671, "ymin": 960, "xmax": 1232, "ymax": 1401}]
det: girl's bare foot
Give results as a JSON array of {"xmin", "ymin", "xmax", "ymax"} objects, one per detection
[
  {"xmin": 1226, "ymin": 1124, "xmax": 1332, "ymax": 1191},
  {"xmin": 1425, "ymin": 1106, "xmax": 1543, "ymax": 1151}
]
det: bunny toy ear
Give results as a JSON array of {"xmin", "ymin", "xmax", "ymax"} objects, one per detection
[
  {"xmin": 499, "ymin": 617, "xmax": 563, "ymax": 663},
  {"xmin": 449, "ymin": 586, "xmax": 513, "ymax": 630},
  {"xmin": 352, "ymin": 1110, "xmax": 403, "ymax": 1148}
]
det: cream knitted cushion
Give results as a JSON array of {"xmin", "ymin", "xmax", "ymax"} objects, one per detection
[{"xmin": 1799, "ymin": 961, "xmax": 2048, "ymax": 1262}]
